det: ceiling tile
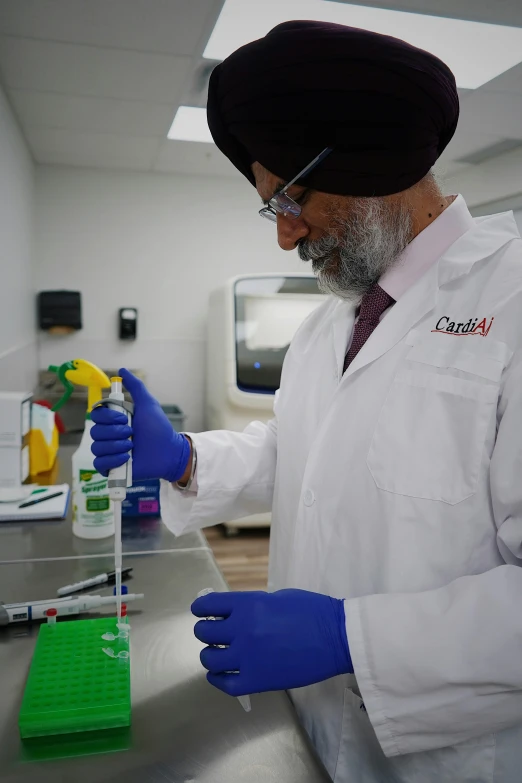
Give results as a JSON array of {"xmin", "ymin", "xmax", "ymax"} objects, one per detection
[
  {"xmin": 457, "ymin": 137, "xmax": 522, "ymax": 164},
  {"xmin": 434, "ymin": 159, "xmax": 471, "ymax": 178},
  {"xmin": 457, "ymin": 90, "xmax": 522, "ymax": 138},
  {"xmin": 0, "ymin": 37, "xmax": 192, "ymax": 102},
  {"xmin": 25, "ymin": 126, "xmax": 161, "ymax": 170},
  {"xmin": 154, "ymin": 138, "xmax": 241, "ymax": 178},
  {"xmin": 440, "ymin": 130, "xmax": 506, "ymax": 162},
  {"xmin": 0, "ymin": 0, "xmax": 222, "ymax": 57},
  {"xmin": 327, "ymin": 0, "xmax": 522, "ymax": 27},
  {"xmin": 480, "ymin": 61, "xmax": 522, "ymax": 95},
  {"xmin": 3, "ymin": 0, "xmax": 522, "ymax": 178},
  {"xmin": 9, "ymin": 90, "xmax": 175, "ymax": 137}
]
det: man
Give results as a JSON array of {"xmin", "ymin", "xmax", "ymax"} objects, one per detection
[{"xmin": 91, "ymin": 21, "xmax": 522, "ymax": 783}]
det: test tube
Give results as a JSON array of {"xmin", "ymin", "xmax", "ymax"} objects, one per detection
[{"xmin": 114, "ymin": 585, "xmax": 129, "ymax": 630}]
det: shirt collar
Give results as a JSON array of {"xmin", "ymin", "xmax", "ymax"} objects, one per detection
[{"xmin": 379, "ymin": 194, "xmax": 475, "ymax": 303}]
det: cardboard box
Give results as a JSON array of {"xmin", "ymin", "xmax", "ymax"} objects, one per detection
[
  {"xmin": 0, "ymin": 392, "xmax": 32, "ymax": 446},
  {"xmin": 122, "ymin": 479, "xmax": 160, "ymax": 517},
  {"xmin": 0, "ymin": 445, "xmax": 30, "ymax": 487}
]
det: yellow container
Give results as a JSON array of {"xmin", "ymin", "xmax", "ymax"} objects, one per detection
[{"xmin": 29, "ymin": 424, "xmax": 59, "ymax": 475}]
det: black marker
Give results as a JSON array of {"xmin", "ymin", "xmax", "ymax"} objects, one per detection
[
  {"xmin": 18, "ymin": 491, "xmax": 65, "ymax": 509},
  {"xmin": 57, "ymin": 568, "xmax": 134, "ymax": 596}
]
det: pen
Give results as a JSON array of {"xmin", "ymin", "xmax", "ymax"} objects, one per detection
[
  {"xmin": 57, "ymin": 568, "xmax": 133, "ymax": 596},
  {"xmin": 18, "ymin": 491, "xmax": 64, "ymax": 509}
]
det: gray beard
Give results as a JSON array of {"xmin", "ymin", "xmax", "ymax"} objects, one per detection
[{"xmin": 297, "ymin": 197, "xmax": 413, "ymax": 302}]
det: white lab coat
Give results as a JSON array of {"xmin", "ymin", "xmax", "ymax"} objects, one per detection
[{"xmin": 161, "ymin": 209, "xmax": 522, "ymax": 783}]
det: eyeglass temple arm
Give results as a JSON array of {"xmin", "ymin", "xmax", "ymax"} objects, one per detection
[{"xmin": 282, "ymin": 146, "xmax": 333, "ymax": 192}]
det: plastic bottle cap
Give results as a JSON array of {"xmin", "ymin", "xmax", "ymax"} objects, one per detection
[
  {"xmin": 46, "ymin": 608, "xmax": 57, "ymax": 617},
  {"xmin": 113, "ymin": 585, "xmax": 129, "ymax": 595}
]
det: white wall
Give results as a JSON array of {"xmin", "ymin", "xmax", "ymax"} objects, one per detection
[
  {"xmin": 34, "ymin": 166, "xmax": 305, "ymax": 431},
  {"xmin": 513, "ymin": 210, "xmax": 522, "ymax": 234},
  {"xmin": 0, "ymin": 84, "xmax": 36, "ymax": 391}
]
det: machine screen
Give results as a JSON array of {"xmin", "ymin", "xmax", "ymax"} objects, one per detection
[{"xmin": 234, "ymin": 277, "xmax": 326, "ymax": 393}]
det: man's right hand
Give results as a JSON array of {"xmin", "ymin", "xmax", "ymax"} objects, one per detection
[{"xmin": 91, "ymin": 368, "xmax": 191, "ymax": 483}]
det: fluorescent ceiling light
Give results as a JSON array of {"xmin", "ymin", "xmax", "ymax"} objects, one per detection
[
  {"xmin": 167, "ymin": 106, "xmax": 213, "ymax": 143},
  {"xmin": 203, "ymin": 0, "xmax": 522, "ymax": 90}
]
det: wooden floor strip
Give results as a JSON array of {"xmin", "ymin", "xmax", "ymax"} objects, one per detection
[{"xmin": 204, "ymin": 525, "xmax": 270, "ymax": 591}]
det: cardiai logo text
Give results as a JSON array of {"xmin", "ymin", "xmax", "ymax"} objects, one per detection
[{"xmin": 432, "ymin": 316, "xmax": 494, "ymax": 337}]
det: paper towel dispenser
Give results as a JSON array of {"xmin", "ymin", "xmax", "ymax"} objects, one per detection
[{"xmin": 38, "ymin": 290, "xmax": 82, "ymax": 332}]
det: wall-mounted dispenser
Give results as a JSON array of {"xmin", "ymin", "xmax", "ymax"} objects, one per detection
[
  {"xmin": 38, "ymin": 291, "xmax": 82, "ymax": 334},
  {"xmin": 119, "ymin": 308, "xmax": 137, "ymax": 340}
]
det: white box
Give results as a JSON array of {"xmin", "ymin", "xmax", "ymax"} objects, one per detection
[
  {"xmin": 0, "ymin": 445, "xmax": 30, "ymax": 487},
  {"xmin": 0, "ymin": 392, "xmax": 32, "ymax": 446}
]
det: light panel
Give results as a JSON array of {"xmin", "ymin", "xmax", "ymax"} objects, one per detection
[
  {"xmin": 203, "ymin": 0, "xmax": 522, "ymax": 90},
  {"xmin": 167, "ymin": 106, "xmax": 213, "ymax": 143}
]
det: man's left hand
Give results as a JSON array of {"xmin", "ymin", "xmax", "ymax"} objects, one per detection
[{"xmin": 191, "ymin": 588, "xmax": 353, "ymax": 696}]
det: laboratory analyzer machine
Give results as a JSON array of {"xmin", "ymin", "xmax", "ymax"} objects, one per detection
[{"xmin": 206, "ymin": 275, "xmax": 326, "ymax": 532}]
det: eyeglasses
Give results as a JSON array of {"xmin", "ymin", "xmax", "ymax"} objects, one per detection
[{"xmin": 259, "ymin": 146, "xmax": 333, "ymax": 223}]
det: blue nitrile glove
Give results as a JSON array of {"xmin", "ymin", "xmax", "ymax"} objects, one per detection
[
  {"xmin": 191, "ymin": 589, "xmax": 353, "ymax": 696},
  {"xmin": 90, "ymin": 368, "xmax": 190, "ymax": 482}
]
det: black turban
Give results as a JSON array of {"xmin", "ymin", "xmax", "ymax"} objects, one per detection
[{"xmin": 207, "ymin": 20, "xmax": 459, "ymax": 197}]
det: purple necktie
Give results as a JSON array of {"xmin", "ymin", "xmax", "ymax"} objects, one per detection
[{"xmin": 343, "ymin": 284, "xmax": 395, "ymax": 373}]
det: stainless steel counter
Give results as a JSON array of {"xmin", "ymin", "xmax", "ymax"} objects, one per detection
[
  {"xmin": 0, "ymin": 512, "xmax": 207, "ymax": 563},
  {"xmin": 0, "ymin": 551, "xmax": 330, "ymax": 782},
  {"xmin": 1, "ymin": 446, "xmax": 207, "ymax": 563},
  {"xmin": 0, "ymin": 442, "xmax": 331, "ymax": 781}
]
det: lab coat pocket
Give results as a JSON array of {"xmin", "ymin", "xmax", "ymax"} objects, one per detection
[
  {"xmin": 335, "ymin": 690, "xmax": 496, "ymax": 783},
  {"xmin": 390, "ymin": 734, "xmax": 496, "ymax": 783},
  {"xmin": 367, "ymin": 370, "xmax": 498, "ymax": 504},
  {"xmin": 334, "ymin": 688, "xmax": 398, "ymax": 783}
]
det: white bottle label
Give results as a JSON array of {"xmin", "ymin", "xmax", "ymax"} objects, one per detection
[{"xmin": 73, "ymin": 468, "xmax": 113, "ymax": 528}]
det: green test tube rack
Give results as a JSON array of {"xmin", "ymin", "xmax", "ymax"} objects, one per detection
[{"xmin": 19, "ymin": 618, "xmax": 131, "ymax": 739}]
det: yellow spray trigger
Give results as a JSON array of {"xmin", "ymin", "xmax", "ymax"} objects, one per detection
[{"xmin": 64, "ymin": 360, "xmax": 111, "ymax": 413}]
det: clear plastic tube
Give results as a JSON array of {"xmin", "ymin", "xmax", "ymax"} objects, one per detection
[
  {"xmin": 237, "ymin": 694, "xmax": 251, "ymax": 712},
  {"xmin": 114, "ymin": 499, "xmax": 122, "ymax": 620}
]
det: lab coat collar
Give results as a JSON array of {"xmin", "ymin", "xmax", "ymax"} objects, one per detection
[
  {"xmin": 340, "ymin": 209, "xmax": 520, "ymax": 379},
  {"xmin": 379, "ymin": 194, "xmax": 473, "ymax": 302},
  {"xmin": 332, "ymin": 300, "xmax": 357, "ymax": 379},
  {"xmin": 437, "ymin": 209, "xmax": 520, "ymax": 288}
]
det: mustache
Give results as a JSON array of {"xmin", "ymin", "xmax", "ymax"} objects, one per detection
[{"xmin": 297, "ymin": 233, "xmax": 337, "ymax": 263}]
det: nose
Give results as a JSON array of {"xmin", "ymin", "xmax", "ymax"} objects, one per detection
[{"xmin": 276, "ymin": 213, "xmax": 309, "ymax": 250}]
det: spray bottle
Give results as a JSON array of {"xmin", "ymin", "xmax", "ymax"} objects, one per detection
[{"xmin": 50, "ymin": 360, "xmax": 112, "ymax": 539}]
